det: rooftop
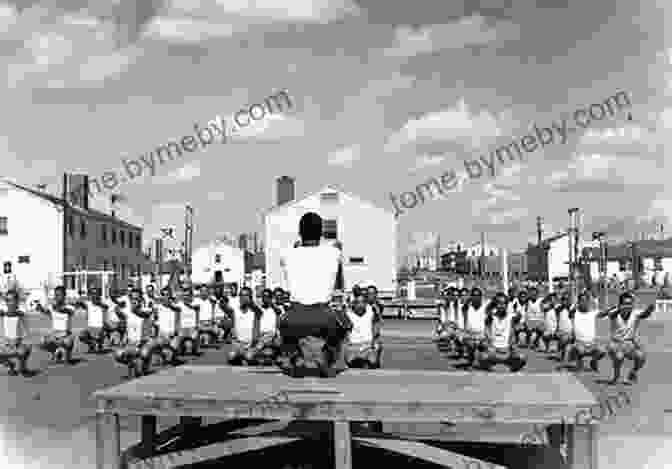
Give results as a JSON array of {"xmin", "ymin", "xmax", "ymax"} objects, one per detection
[{"xmin": 2, "ymin": 179, "xmax": 142, "ymax": 232}]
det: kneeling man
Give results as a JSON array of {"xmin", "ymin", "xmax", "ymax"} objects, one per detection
[
  {"xmin": 477, "ymin": 292, "xmax": 526, "ymax": 372},
  {"xmin": 344, "ymin": 290, "xmax": 382, "ymax": 368},
  {"xmin": 0, "ymin": 289, "xmax": 31, "ymax": 375}
]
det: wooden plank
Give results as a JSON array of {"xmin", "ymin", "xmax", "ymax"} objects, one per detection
[
  {"xmin": 94, "ymin": 366, "xmax": 596, "ymax": 408},
  {"xmin": 333, "ymin": 422, "xmax": 352, "ymax": 469},
  {"xmin": 127, "ymin": 437, "xmax": 301, "ymax": 468},
  {"xmin": 568, "ymin": 424, "xmax": 598, "ymax": 469},
  {"xmin": 355, "ymin": 438, "xmax": 507, "ymax": 469}
]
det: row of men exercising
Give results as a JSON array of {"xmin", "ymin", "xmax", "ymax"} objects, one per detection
[
  {"xmin": 0, "ymin": 283, "xmax": 385, "ymax": 376},
  {"xmin": 435, "ymin": 286, "xmax": 653, "ymax": 385}
]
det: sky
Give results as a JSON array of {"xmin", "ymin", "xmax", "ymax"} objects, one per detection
[{"xmin": 1, "ymin": 0, "xmax": 671, "ymax": 261}]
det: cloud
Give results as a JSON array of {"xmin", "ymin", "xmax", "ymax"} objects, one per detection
[
  {"xmin": 142, "ymin": 15, "xmax": 237, "ymax": 43},
  {"xmin": 546, "ymin": 153, "xmax": 664, "ymax": 192},
  {"xmin": 3, "ymin": 7, "xmax": 143, "ymax": 89},
  {"xmin": 488, "ymin": 207, "xmax": 528, "ymax": 226},
  {"xmin": 154, "ymin": 161, "xmax": 201, "ymax": 184},
  {"xmin": 327, "ymin": 144, "xmax": 361, "ymax": 168},
  {"xmin": 383, "ymin": 15, "xmax": 520, "ymax": 58},
  {"xmin": 167, "ymin": 0, "xmax": 361, "ymax": 24},
  {"xmin": 408, "ymin": 153, "xmax": 446, "ymax": 173},
  {"xmin": 231, "ymin": 113, "xmax": 306, "ymax": 141},
  {"xmin": 385, "ymin": 99, "xmax": 512, "ymax": 152},
  {"xmin": 206, "ymin": 191, "xmax": 228, "ymax": 201}
]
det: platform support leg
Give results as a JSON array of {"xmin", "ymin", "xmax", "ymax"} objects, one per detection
[
  {"xmin": 141, "ymin": 416, "xmax": 157, "ymax": 457},
  {"xmin": 96, "ymin": 412, "xmax": 105, "ymax": 469},
  {"xmin": 112, "ymin": 414, "xmax": 121, "ymax": 469},
  {"xmin": 567, "ymin": 424, "xmax": 598, "ymax": 469},
  {"xmin": 332, "ymin": 421, "xmax": 352, "ymax": 469}
]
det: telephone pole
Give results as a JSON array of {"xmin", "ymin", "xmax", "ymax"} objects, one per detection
[
  {"xmin": 568, "ymin": 208, "xmax": 579, "ymax": 302},
  {"xmin": 184, "ymin": 205, "xmax": 194, "ymax": 282},
  {"xmin": 537, "ymin": 216, "xmax": 543, "ymax": 246}
]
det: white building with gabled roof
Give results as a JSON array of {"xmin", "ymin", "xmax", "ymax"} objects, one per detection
[{"xmin": 264, "ymin": 178, "xmax": 397, "ymax": 295}]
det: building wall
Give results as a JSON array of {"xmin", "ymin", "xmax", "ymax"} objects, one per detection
[
  {"xmin": 64, "ymin": 207, "xmax": 143, "ymax": 290},
  {"xmin": 548, "ymin": 235, "xmax": 570, "ymax": 280},
  {"xmin": 265, "ymin": 189, "xmax": 397, "ymax": 292},
  {"xmin": 0, "ymin": 185, "xmax": 63, "ymax": 296},
  {"xmin": 191, "ymin": 241, "xmax": 244, "ymax": 286}
]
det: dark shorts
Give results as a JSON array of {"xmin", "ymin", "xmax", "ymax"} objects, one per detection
[
  {"xmin": 278, "ymin": 303, "xmax": 352, "ymax": 345},
  {"xmin": 608, "ymin": 339, "xmax": 642, "ymax": 356}
]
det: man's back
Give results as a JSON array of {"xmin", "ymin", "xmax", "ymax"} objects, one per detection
[{"xmin": 282, "ymin": 244, "xmax": 341, "ymax": 304}]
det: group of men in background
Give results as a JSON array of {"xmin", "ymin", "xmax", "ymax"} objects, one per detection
[
  {"xmin": 436, "ymin": 285, "xmax": 653, "ymax": 384},
  {"xmin": 0, "ymin": 280, "xmax": 387, "ymax": 376}
]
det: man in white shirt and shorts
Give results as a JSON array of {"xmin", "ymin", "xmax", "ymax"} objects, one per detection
[{"xmin": 277, "ymin": 212, "xmax": 352, "ymax": 377}]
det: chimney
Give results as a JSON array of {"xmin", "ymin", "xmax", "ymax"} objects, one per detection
[
  {"xmin": 277, "ymin": 176, "xmax": 295, "ymax": 206},
  {"xmin": 64, "ymin": 173, "xmax": 89, "ymax": 210}
]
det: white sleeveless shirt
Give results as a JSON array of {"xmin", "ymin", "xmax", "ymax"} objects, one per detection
[
  {"xmin": 466, "ymin": 303, "xmax": 488, "ymax": 334},
  {"xmin": 347, "ymin": 307, "xmax": 374, "ymax": 344},
  {"xmin": 574, "ymin": 309, "xmax": 599, "ymax": 343},
  {"xmin": 234, "ymin": 308, "xmax": 256, "ymax": 343},
  {"xmin": 178, "ymin": 302, "xmax": 198, "ymax": 329},
  {"xmin": 125, "ymin": 305, "xmax": 145, "ymax": 343},
  {"xmin": 490, "ymin": 313, "xmax": 514, "ymax": 349},
  {"xmin": 259, "ymin": 307, "xmax": 277, "ymax": 335},
  {"xmin": 52, "ymin": 307, "xmax": 72, "ymax": 332},
  {"xmin": 526, "ymin": 299, "xmax": 544, "ymax": 321},
  {"xmin": 610, "ymin": 312, "xmax": 642, "ymax": 342},
  {"xmin": 281, "ymin": 244, "xmax": 341, "ymax": 304},
  {"xmin": 192, "ymin": 298, "xmax": 213, "ymax": 322},
  {"xmin": 2, "ymin": 314, "xmax": 23, "ymax": 340},
  {"xmin": 557, "ymin": 307, "xmax": 573, "ymax": 333},
  {"xmin": 86, "ymin": 301, "xmax": 107, "ymax": 328},
  {"xmin": 156, "ymin": 304, "xmax": 177, "ymax": 335}
]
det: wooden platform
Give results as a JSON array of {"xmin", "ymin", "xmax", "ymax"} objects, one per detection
[{"xmin": 93, "ymin": 366, "xmax": 599, "ymax": 469}]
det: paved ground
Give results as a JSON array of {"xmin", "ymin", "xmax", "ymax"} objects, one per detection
[{"xmin": 1, "ymin": 313, "xmax": 672, "ymax": 468}]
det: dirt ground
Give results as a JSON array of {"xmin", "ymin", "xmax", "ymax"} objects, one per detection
[{"xmin": 1, "ymin": 314, "xmax": 671, "ymax": 469}]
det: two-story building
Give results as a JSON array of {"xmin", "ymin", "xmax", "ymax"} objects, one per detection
[{"xmin": 0, "ymin": 174, "xmax": 143, "ymax": 298}]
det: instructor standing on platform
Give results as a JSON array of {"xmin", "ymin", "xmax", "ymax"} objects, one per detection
[{"xmin": 278, "ymin": 212, "xmax": 352, "ymax": 376}]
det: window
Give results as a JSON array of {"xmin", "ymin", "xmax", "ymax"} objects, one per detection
[
  {"xmin": 320, "ymin": 192, "xmax": 339, "ymax": 203},
  {"xmin": 102, "ymin": 224, "xmax": 107, "ymax": 243},
  {"xmin": 68, "ymin": 215, "xmax": 74, "ymax": 237},
  {"xmin": 120, "ymin": 230, "xmax": 125, "ymax": 247},
  {"xmin": 618, "ymin": 259, "xmax": 627, "ymax": 272},
  {"xmin": 81, "ymin": 255, "xmax": 87, "ymax": 269},
  {"xmin": 18, "ymin": 255, "xmax": 29, "ymax": 264},
  {"xmin": 323, "ymin": 219, "xmax": 338, "ymax": 240},
  {"xmin": 111, "ymin": 229, "xmax": 116, "ymax": 244},
  {"xmin": 135, "ymin": 235, "xmax": 141, "ymax": 252},
  {"xmin": 127, "ymin": 233, "xmax": 132, "ymax": 249},
  {"xmin": 215, "ymin": 254, "xmax": 222, "ymax": 264},
  {"xmin": 349, "ymin": 257, "xmax": 365, "ymax": 264},
  {"xmin": 0, "ymin": 216, "xmax": 7, "ymax": 235},
  {"xmin": 102, "ymin": 260, "xmax": 109, "ymax": 272},
  {"xmin": 80, "ymin": 219, "xmax": 87, "ymax": 239}
]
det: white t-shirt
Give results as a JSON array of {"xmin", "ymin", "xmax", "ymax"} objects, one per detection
[
  {"xmin": 526, "ymin": 299, "xmax": 544, "ymax": 322},
  {"xmin": 259, "ymin": 307, "xmax": 277, "ymax": 335},
  {"xmin": 192, "ymin": 298, "xmax": 213, "ymax": 322},
  {"xmin": 281, "ymin": 244, "xmax": 342, "ymax": 305},
  {"xmin": 125, "ymin": 305, "xmax": 145, "ymax": 343},
  {"xmin": 86, "ymin": 301, "xmax": 108, "ymax": 328},
  {"xmin": 52, "ymin": 307, "xmax": 73, "ymax": 332},
  {"xmin": 347, "ymin": 308, "xmax": 374, "ymax": 345},
  {"xmin": 557, "ymin": 307, "xmax": 573, "ymax": 333},
  {"xmin": 177, "ymin": 302, "xmax": 198, "ymax": 329},
  {"xmin": 212, "ymin": 298, "xmax": 228, "ymax": 318},
  {"xmin": 156, "ymin": 304, "xmax": 177, "ymax": 335},
  {"xmin": 1, "ymin": 314, "xmax": 24, "ymax": 340},
  {"xmin": 490, "ymin": 313, "xmax": 514, "ymax": 349},
  {"xmin": 573, "ymin": 309, "xmax": 599, "ymax": 343},
  {"xmin": 234, "ymin": 308, "xmax": 256, "ymax": 343},
  {"xmin": 455, "ymin": 301, "xmax": 465, "ymax": 329},
  {"xmin": 610, "ymin": 311, "xmax": 643, "ymax": 342},
  {"xmin": 466, "ymin": 303, "xmax": 487, "ymax": 334},
  {"xmin": 545, "ymin": 306, "xmax": 558, "ymax": 331}
]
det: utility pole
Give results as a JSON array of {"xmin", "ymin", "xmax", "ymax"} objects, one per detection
[
  {"xmin": 568, "ymin": 208, "xmax": 579, "ymax": 302},
  {"xmin": 537, "ymin": 216, "xmax": 543, "ymax": 246},
  {"xmin": 592, "ymin": 231, "xmax": 607, "ymax": 309},
  {"xmin": 184, "ymin": 205, "xmax": 194, "ymax": 282},
  {"xmin": 154, "ymin": 238, "xmax": 163, "ymax": 290},
  {"xmin": 480, "ymin": 231, "xmax": 486, "ymax": 280}
]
